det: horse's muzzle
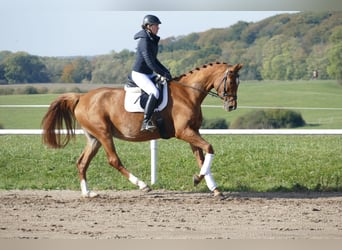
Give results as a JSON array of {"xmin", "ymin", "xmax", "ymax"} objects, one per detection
[
  {"xmin": 224, "ymin": 99, "xmax": 237, "ymax": 112},
  {"xmin": 229, "ymin": 105, "xmax": 237, "ymax": 111}
]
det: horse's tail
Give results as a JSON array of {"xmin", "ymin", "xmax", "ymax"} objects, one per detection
[{"xmin": 41, "ymin": 93, "xmax": 81, "ymax": 148}]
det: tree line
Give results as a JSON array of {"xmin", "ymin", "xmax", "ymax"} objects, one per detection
[{"xmin": 0, "ymin": 11, "xmax": 341, "ymax": 85}]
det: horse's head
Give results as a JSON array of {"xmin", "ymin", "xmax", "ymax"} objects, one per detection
[{"xmin": 216, "ymin": 63, "xmax": 243, "ymax": 112}]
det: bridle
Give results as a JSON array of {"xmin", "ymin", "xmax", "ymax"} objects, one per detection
[{"xmin": 208, "ymin": 69, "xmax": 239, "ymax": 101}]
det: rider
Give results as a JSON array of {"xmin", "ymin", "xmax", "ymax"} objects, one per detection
[{"xmin": 131, "ymin": 14, "xmax": 172, "ymax": 132}]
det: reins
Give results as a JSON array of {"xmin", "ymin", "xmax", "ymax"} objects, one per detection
[{"xmin": 171, "ymin": 80, "xmax": 208, "ymax": 95}]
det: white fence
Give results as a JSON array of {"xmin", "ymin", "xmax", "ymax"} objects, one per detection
[{"xmin": 1, "ymin": 129, "xmax": 342, "ymax": 184}]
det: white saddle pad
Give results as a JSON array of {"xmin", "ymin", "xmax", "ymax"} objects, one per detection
[{"xmin": 124, "ymin": 83, "xmax": 168, "ymax": 113}]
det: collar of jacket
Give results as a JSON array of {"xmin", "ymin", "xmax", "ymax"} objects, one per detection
[{"xmin": 134, "ymin": 29, "xmax": 160, "ymax": 42}]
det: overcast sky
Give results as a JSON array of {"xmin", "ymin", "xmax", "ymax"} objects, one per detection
[{"xmin": 0, "ymin": 0, "xmax": 323, "ymax": 56}]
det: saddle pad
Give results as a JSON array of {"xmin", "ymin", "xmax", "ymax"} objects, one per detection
[{"xmin": 124, "ymin": 84, "xmax": 168, "ymax": 112}]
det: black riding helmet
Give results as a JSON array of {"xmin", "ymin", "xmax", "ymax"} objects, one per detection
[{"xmin": 142, "ymin": 15, "xmax": 161, "ymax": 28}]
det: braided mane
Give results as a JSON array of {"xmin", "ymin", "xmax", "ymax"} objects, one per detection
[{"xmin": 173, "ymin": 62, "xmax": 228, "ymax": 81}]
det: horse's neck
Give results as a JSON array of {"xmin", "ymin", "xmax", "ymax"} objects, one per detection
[
  {"xmin": 178, "ymin": 69, "xmax": 222, "ymax": 92},
  {"xmin": 171, "ymin": 76, "xmax": 210, "ymax": 105},
  {"xmin": 172, "ymin": 64, "xmax": 227, "ymax": 100}
]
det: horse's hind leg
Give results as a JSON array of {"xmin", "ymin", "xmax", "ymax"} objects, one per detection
[
  {"xmin": 99, "ymin": 135, "xmax": 151, "ymax": 192},
  {"xmin": 77, "ymin": 131, "xmax": 102, "ymax": 197}
]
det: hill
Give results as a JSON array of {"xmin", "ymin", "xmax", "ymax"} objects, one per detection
[
  {"xmin": 159, "ymin": 11, "xmax": 342, "ymax": 81},
  {"xmin": 0, "ymin": 11, "xmax": 341, "ymax": 84}
]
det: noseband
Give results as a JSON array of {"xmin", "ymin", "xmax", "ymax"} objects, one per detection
[{"xmin": 208, "ymin": 69, "xmax": 239, "ymax": 100}]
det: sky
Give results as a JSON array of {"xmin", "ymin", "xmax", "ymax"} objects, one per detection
[{"xmin": 0, "ymin": 0, "xmax": 319, "ymax": 57}]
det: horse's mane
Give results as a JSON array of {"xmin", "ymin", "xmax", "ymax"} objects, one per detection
[{"xmin": 172, "ymin": 62, "xmax": 228, "ymax": 81}]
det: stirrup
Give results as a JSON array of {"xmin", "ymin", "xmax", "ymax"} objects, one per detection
[{"xmin": 141, "ymin": 120, "xmax": 156, "ymax": 132}]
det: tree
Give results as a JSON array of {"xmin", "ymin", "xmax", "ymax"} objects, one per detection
[
  {"xmin": 306, "ymin": 44, "xmax": 330, "ymax": 79},
  {"xmin": 0, "ymin": 51, "xmax": 11, "ymax": 62},
  {"xmin": 91, "ymin": 51, "xmax": 134, "ymax": 84},
  {"xmin": 327, "ymin": 27, "xmax": 342, "ymax": 83},
  {"xmin": 60, "ymin": 63, "xmax": 75, "ymax": 83},
  {"xmin": 3, "ymin": 52, "xmax": 49, "ymax": 83},
  {"xmin": 60, "ymin": 57, "xmax": 92, "ymax": 83},
  {"xmin": 271, "ymin": 55, "xmax": 288, "ymax": 80},
  {"xmin": 0, "ymin": 64, "xmax": 5, "ymax": 83},
  {"xmin": 261, "ymin": 35, "xmax": 307, "ymax": 80},
  {"xmin": 42, "ymin": 56, "xmax": 73, "ymax": 83},
  {"xmin": 71, "ymin": 57, "xmax": 92, "ymax": 83},
  {"xmin": 261, "ymin": 35, "xmax": 285, "ymax": 79}
]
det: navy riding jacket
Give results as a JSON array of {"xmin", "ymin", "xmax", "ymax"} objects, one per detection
[{"xmin": 132, "ymin": 29, "xmax": 171, "ymax": 79}]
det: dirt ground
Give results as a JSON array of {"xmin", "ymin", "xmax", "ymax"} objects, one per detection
[{"xmin": 0, "ymin": 190, "xmax": 341, "ymax": 239}]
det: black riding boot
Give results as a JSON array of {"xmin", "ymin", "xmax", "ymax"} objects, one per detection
[{"xmin": 141, "ymin": 94, "xmax": 158, "ymax": 131}]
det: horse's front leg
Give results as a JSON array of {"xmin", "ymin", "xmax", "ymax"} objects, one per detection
[
  {"xmin": 190, "ymin": 144, "xmax": 205, "ymax": 185},
  {"xmin": 188, "ymin": 142, "xmax": 223, "ymax": 198}
]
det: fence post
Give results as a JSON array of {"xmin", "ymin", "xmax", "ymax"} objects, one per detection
[{"xmin": 150, "ymin": 139, "xmax": 157, "ymax": 185}]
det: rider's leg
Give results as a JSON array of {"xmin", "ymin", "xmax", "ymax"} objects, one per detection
[
  {"xmin": 141, "ymin": 93, "xmax": 158, "ymax": 131},
  {"xmin": 131, "ymin": 71, "xmax": 159, "ymax": 131}
]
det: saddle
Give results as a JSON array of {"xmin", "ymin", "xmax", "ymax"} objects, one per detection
[{"xmin": 124, "ymin": 75, "xmax": 168, "ymax": 113}]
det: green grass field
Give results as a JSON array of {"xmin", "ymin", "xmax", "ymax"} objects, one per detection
[
  {"xmin": 0, "ymin": 80, "xmax": 341, "ymax": 192},
  {"xmin": 0, "ymin": 134, "xmax": 341, "ymax": 192}
]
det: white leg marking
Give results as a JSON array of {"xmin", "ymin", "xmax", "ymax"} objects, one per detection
[
  {"xmin": 204, "ymin": 174, "xmax": 217, "ymax": 192},
  {"xmin": 200, "ymin": 153, "xmax": 214, "ymax": 176},
  {"xmin": 199, "ymin": 154, "xmax": 218, "ymax": 191},
  {"xmin": 129, "ymin": 173, "xmax": 148, "ymax": 190},
  {"xmin": 80, "ymin": 179, "xmax": 98, "ymax": 198},
  {"xmin": 80, "ymin": 179, "xmax": 89, "ymax": 195}
]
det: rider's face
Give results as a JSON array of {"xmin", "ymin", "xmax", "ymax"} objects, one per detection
[{"xmin": 148, "ymin": 24, "xmax": 159, "ymax": 35}]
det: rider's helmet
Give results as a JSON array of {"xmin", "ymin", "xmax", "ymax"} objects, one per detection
[{"xmin": 142, "ymin": 15, "xmax": 162, "ymax": 27}]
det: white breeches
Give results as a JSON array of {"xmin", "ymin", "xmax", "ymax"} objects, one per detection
[{"xmin": 131, "ymin": 71, "xmax": 159, "ymax": 99}]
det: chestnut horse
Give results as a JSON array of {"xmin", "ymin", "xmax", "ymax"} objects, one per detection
[{"xmin": 41, "ymin": 62, "xmax": 243, "ymax": 198}]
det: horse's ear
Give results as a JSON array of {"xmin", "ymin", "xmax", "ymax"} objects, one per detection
[
  {"xmin": 230, "ymin": 63, "xmax": 243, "ymax": 72},
  {"xmin": 235, "ymin": 63, "xmax": 243, "ymax": 71}
]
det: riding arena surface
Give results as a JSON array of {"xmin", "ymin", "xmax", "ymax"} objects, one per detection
[{"xmin": 0, "ymin": 190, "xmax": 341, "ymax": 239}]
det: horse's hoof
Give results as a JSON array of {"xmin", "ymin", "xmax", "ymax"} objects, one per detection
[
  {"xmin": 141, "ymin": 185, "xmax": 152, "ymax": 193},
  {"xmin": 82, "ymin": 191, "xmax": 99, "ymax": 198},
  {"xmin": 193, "ymin": 174, "xmax": 201, "ymax": 186},
  {"xmin": 213, "ymin": 190, "xmax": 225, "ymax": 200}
]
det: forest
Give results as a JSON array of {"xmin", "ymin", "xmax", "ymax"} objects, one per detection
[{"xmin": 0, "ymin": 11, "xmax": 341, "ymax": 84}]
